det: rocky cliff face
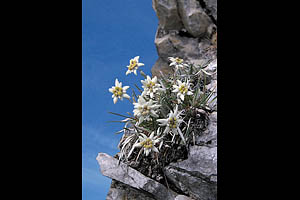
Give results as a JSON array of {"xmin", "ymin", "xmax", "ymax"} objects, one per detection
[{"xmin": 97, "ymin": 1, "xmax": 217, "ymax": 199}]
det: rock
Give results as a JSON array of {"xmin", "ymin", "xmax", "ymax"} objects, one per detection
[
  {"xmin": 165, "ymin": 165, "xmax": 217, "ymax": 200},
  {"xmin": 151, "ymin": 57, "xmax": 174, "ymax": 78},
  {"xmin": 198, "ymin": 38, "xmax": 217, "ymax": 61},
  {"xmin": 169, "ymin": 145, "xmax": 217, "ymax": 180},
  {"xmin": 152, "ymin": 0, "xmax": 183, "ymax": 31},
  {"xmin": 174, "ymin": 195, "xmax": 193, "ymax": 200},
  {"xmin": 177, "ymin": 0, "xmax": 212, "ymax": 37},
  {"xmin": 106, "ymin": 180, "xmax": 155, "ymax": 200},
  {"xmin": 155, "ymin": 28, "xmax": 201, "ymax": 61},
  {"xmin": 203, "ymin": 0, "xmax": 217, "ymax": 21},
  {"xmin": 195, "ymin": 112, "xmax": 217, "ymax": 147},
  {"xmin": 96, "ymin": 153, "xmax": 176, "ymax": 200}
]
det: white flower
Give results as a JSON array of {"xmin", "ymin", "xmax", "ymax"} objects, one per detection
[
  {"xmin": 157, "ymin": 105, "xmax": 186, "ymax": 144},
  {"xmin": 126, "ymin": 56, "xmax": 144, "ymax": 75},
  {"xmin": 141, "ymin": 75, "xmax": 164, "ymax": 98},
  {"xmin": 108, "ymin": 78, "xmax": 130, "ymax": 104},
  {"xmin": 133, "ymin": 96, "xmax": 160, "ymax": 124},
  {"xmin": 172, "ymin": 79, "xmax": 193, "ymax": 102},
  {"xmin": 169, "ymin": 57, "xmax": 189, "ymax": 70},
  {"xmin": 128, "ymin": 131, "xmax": 161, "ymax": 157}
]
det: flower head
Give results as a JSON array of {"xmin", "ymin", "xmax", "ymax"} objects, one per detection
[
  {"xmin": 169, "ymin": 57, "xmax": 189, "ymax": 70},
  {"xmin": 132, "ymin": 132, "xmax": 161, "ymax": 157},
  {"xmin": 109, "ymin": 78, "xmax": 130, "ymax": 104},
  {"xmin": 133, "ymin": 96, "xmax": 160, "ymax": 124},
  {"xmin": 126, "ymin": 56, "xmax": 144, "ymax": 75},
  {"xmin": 157, "ymin": 105, "xmax": 186, "ymax": 144},
  {"xmin": 141, "ymin": 75, "xmax": 164, "ymax": 98},
  {"xmin": 172, "ymin": 79, "xmax": 193, "ymax": 102}
]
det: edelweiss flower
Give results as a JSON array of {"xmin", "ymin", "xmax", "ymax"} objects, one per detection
[
  {"xmin": 172, "ymin": 79, "xmax": 193, "ymax": 102},
  {"xmin": 109, "ymin": 78, "xmax": 130, "ymax": 104},
  {"xmin": 126, "ymin": 56, "xmax": 144, "ymax": 75},
  {"xmin": 133, "ymin": 96, "xmax": 160, "ymax": 124},
  {"xmin": 169, "ymin": 57, "xmax": 189, "ymax": 70},
  {"xmin": 157, "ymin": 105, "xmax": 186, "ymax": 144},
  {"xmin": 129, "ymin": 132, "xmax": 161, "ymax": 157},
  {"xmin": 141, "ymin": 75, "xmax": 164, "ymax": 98}
]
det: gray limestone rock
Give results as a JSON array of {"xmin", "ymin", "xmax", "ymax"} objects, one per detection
[
  {"xmin": 151, "ymin": 57, "xmax": 174, "ymax": 78},
  {"xmin": 152, "ymin": 0, "xmax": 183, "ymax": 31},
  {"xmin": 203, "ymin": 0, "xmax": 217, "ymax": 21},
  {"xmin": 106, "ymin": 180, "xmax": 156, "ymax": 200},
  {"xmin": 174, "ymin": 195, "xmax": 193, "ymax": 200},
  {"xmin": 177, "ymin": 0, "xmax": 212, "ymax": 37},
  {"xmin": 169, "ymin": 146, "xmax": 217, "ymax": 180},
  {"xmin": 195, "ymin": 112, "xmax": 217, "ymax": 147},
  {"xmin": 165, "ymin": 165, "xmax": 217, "ymax": 200},
  {"xmin": 96, "ymin": 153, "xmax": 176, "ymax": 200},
  {"xmin": 155, "ymin": 28, "xmax": 201, "ymax": 61},
  {"xmin": 164, "ymin": 144, "xmax": 217, "ymax": 199}
]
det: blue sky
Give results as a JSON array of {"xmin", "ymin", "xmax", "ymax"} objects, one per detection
[{"xmin": 82, "ymin": 0, "xmax": 158, "ymax": 199}]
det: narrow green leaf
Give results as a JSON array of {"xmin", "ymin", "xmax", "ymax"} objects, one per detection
[
  {"xmin": 134, "ymin": 84, "xmax": 143, "ymax": 93},
  {"xmin": 108, "ymin": 112, "xmax": 134, "ymax": 119}
]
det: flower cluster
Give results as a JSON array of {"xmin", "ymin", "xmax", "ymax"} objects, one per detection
[{"xmin": 108, "ymin": 56, "xmax": 216, "ymax": 162}]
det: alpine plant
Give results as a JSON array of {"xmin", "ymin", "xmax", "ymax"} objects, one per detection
[{"xmin": 107, "ymin": 56, "xmax": 216, "ymax": 161}]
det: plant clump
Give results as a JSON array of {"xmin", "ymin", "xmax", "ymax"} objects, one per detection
[{"xmin": 108, "ymin": 56, "xmax": 217, "ymax": 182}]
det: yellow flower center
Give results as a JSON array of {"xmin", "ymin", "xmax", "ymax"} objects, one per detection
[
  {"xmin": 146, "ymin": 81, "xmax": 156, "ymax": 91},
  {"xmin": 141, "ymin": 138, "xmax": 153, "ymax": 149},
  {"xmin": 139, "ymin": 105, "xmax": 150, "ymax": 115},
  {"xmin": 179, "ymin": 85, "xmax": 188, "ymax": 94},
  {"xmin": 128, "ymin": 59, "xmax": 137, "ymax": 71},
  {"xmin": 169, "ymin": 117, "xmax": 177, "ymax": 129},
  {"xmin": 175, "ymin": 58, "xmax": 183, "ymax": 64},
  {"xmin": 113, "ymin": 87, "xmax": 123, "ymax": 97}
]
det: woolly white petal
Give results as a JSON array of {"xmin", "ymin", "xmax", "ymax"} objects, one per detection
[
  {"xmin": 123, "ymin": 94, "xmax": 130, "ymax": 99},
  {"xmin": 140, "ymin": 133, "xmax": 148, "ymax": 139},
  {"xmin": 138, "ymin": 63, "xmax": 144, "ymax": 66},
  {"xmin": 157, "ymin": 119, "xmax": 168, "ymax": 125},
  {"xmin": 159, "ymin": 141, "xmax": 163, "ymax": 149},
  {"xmin": 145, "ymin": 149, "xmax": 150, "ymax": 156},
  {"xmin": 115, "ymin": 79, "xmax": 119, "ymax": 86},
  {"xmin": 177, "ymin": 127, "xmax": 186, "ymax": 144},
  {"xmin": 109, "ymin": 88, "xmax": 114, "ymax": 93},
  {"xmin": 123, "ymin": 86, "xmax": 130, "ymax": 91},
  {"xmin": 172, "ymin": 88, "xmax": 179, "ymax": 93},
  {"xmin": 164, "ymin": 126, "xmax": 170, "ymax": 134},
  {"xmin": 135, "ymin": 143, "xmax": 142, "ymax": 148},
  {"xmin": 139, "ymin": 116, "xmax": 144, "ymax": 124},
  {"xmin": 152, "ymin": 146, "xmax": 159, "ymax": 153},
  {"xmin": 153, "ymin": 76, "xmax": 157, "ymax": 83},
  {"xmin": 174, "ymin": 105, "xmax": 178, "ymax": 115},
  {"xmin": 180, "ymin": 94, "xmax": 185, "ymax": 101},
  {"xmin": 113, "ymin": 97, "xmax": 118, "ymax": 104},
  {"xmin": 150, "ymin": 131, "xmax": 155, "ymax": 139},
  {"xmin": 134, "ymin": 70, "xmax": 137, "ymax": 75},
  {"xmin": 150, "ymin": 92, "xmax": 154, "ymax": 99},
  {"xmin": 170, "ymin": 62, "xmax": 176, "ymax": 66}
]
